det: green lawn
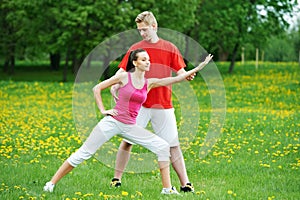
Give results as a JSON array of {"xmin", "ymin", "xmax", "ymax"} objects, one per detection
[{"xmin": 0, "ymin": 62, "xmax": 299, "ymax": 199}]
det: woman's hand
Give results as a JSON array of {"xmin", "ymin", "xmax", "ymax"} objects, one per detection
[
  {"xmin": 203, "ymin": 54, "xmax": 213, "ymax": 64},
  {"xmin": 101, "ymin": 109, "xmax": 118, "ymax": 116},
  {"xmin": 196, "ymin": 54, "xmax": 213, "ymax": 71}
]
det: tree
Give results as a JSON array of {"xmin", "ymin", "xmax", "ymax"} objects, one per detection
[
  {"xmin": 191, "ymin": 0, "xmax": 297, "ymax": 73},
  {"xmin": 0, "ymin": 0, "xmax": 33, "ymax": 74},
  {"xmin": 0, "ymin": 0, "xmax": 200, "ymax": 78},
  {"xmin": 263, "ymin": 34, "xmax": 297, "ymax": 61}
]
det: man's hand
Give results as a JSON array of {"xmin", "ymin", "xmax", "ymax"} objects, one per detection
[
  {"xmin": 186, "ymin": 72, "xmax": 196, "ymax": 81},
  {"xmin": 177, "ymin": 68, "xmax": 196, "ymax": 81}
]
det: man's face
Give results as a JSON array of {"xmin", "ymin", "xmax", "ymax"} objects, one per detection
[{"xmin": 137, "ymin": 22, "xmax": 157, "ymax": 42}]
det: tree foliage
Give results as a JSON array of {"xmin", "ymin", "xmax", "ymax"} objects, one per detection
[
  {"xmin": 263, "ymin": 32, "xmax": 299, "ymax": 62},
  {"xmin": 0, "ymin": 0, "xmax": 298, "ymax": 77},
  {"xmin": 192, "ymin": 0, "xmax": 297, "ymax": 73}
]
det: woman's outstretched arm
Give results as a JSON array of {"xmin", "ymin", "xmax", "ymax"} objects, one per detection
[{"xmin": 148, "ymin": 54, "xmax": 213, "ymax": 91}]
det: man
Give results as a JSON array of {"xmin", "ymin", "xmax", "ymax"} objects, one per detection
[{"xmin": 110, "ymin": 11, "xmax": 194, "ymax": 193}]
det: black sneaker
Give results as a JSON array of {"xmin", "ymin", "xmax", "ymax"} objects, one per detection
[
  {"xmin": 180, "ymin": 183, "xmax": 194, "ymax": 193},
  {"xmin": 110, "ymin": 178, "xmax": 121, "ymax": 188}
]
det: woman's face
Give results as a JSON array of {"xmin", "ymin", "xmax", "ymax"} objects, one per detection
[{"xmin": 134, "ymin": 51, "xmax": 150, "ymax": 72}]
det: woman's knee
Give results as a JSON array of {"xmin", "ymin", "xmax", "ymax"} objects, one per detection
[
  {"xmin": 157, "ymin": 142, "xmax": 170, "ymax": 161},
  {"xmin": 67, "ymin": 145, "xmax": 93, "ymax": 167}
]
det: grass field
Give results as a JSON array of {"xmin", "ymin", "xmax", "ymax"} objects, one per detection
[{"xmin": 0, "ymin": 62, "xmax": 299, "ymax": 199}]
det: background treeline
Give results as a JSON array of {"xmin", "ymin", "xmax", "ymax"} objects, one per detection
[{"xmin": 1, "ymin": 0, "xmax": 299, "ymax": 77}]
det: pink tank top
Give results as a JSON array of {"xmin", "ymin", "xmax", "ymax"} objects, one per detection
[{"xmin": 113, "ymin": 73, "xmax": 148, "ymax": 124}]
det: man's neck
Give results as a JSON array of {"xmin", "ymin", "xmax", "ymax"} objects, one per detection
[{"xmin": 147, "ymin": 35, "xmax": 159, "ymax": 43}]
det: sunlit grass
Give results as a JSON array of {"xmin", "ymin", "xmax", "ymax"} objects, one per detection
[{"xmin": 0, "ymin": 62, "xmax": 299, "ymax": 199}]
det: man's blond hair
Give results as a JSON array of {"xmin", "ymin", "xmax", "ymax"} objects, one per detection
[{"xmin": 135, "ymin": 11, "xmax": 158, "ymax": 26}]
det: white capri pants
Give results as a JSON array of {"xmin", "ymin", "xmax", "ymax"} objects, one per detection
[
  {"xmin": 68, "ymin": 116, "xmax": 170, "ymax": 167},
  {"xmin": 124, "ymin": 107, "xmax": 179, "ymax": 147}
]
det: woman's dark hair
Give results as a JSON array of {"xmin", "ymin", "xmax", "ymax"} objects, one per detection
[{"xmin": 126, "ymin": 48, "xmax": 146, "ymax": 72}]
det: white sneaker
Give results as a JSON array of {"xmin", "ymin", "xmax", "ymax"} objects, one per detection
[
  {"xmin": 43, "ymin": 181, "xmax": 55, "ymax": 192},
  {"xmin": 161, "ymin": 186, "xmax": 180, "ymax": 195}
]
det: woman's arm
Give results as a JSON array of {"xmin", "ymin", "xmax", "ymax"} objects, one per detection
[
  {"xmin": 93, "ymin": 72, "xmax": 126, "ymax": 115},
  {"xmin": 110, "ymin": 68, "xmax": 126, "ymax": 102},
  {"xmin": 148, "ymin": 54, "xmax": 213, "ymax": 91}
]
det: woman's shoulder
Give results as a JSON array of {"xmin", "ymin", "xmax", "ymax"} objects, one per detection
[
  {"xmin": 117, "ymin": 71, "xmax": 128, "ymax": 77},
  {"xmin": 115, "ymin": 72, "xmax": 129, "ymax": 85}
]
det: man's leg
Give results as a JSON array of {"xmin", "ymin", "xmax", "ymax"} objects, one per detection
[
  {"xmin": 170, "ymin": 146, "xmax": 194, "ymax": 192},
  {"xmin": 113, "ymin": 141, "xmax": 133, "ymax": 180},
  {"xmin": 150, "ymin": 108, "xmax": 194, "ymax": 192},
  {"xmin": 111, "ymin": 107, "xmax": 151, "ymax": 186},
  {"xmin": 122, "ymin": 124, "xmax": 180, "ymax": 194},
  {"xmin": 170, "ymin": 145, "xmax": 189, "ymax": 186}
]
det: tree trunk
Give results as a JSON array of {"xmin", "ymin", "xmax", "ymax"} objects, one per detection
[
  {"xmin": 4, "ymin": 44, "xmax": 16, "ymax": 75},
  {"xmin": 50, "ymin": 53, "xmax": 61, "ymax": 70},
  {"xmin": 103, "ymin": 56, "xmax": 110, "ymax": 80},
  {"xmin": 218, "ymin": 50, "xmax": 229, "ymax": 61},
  {"xmin": 3, "ymin": 59, "xmax": 9, "ymax": 73},
  {"xmin": 102, "ymin": 48, "xmax": 112, "ymax": 80},
  {"xmin": 86, "ymin": 51, "xmax": 93, "ymax": 69},
  {"xmin": 8, "ymin": 55, "xmax": 15, "ymax": 75},
  {"xmin": 228, "ymin": 43, "xmax": 239, "ymax": 74},
  {"xmin": 63, "ymin": 48, "xmax": 70, "ymax": 82}
]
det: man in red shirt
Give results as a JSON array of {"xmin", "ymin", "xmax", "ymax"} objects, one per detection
[{"xmin": 110, "ymin": 11, "xmax": 194, "ymax": 193}]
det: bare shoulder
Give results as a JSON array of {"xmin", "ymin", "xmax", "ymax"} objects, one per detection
[{"xmin": 115, "ymin": 72, "xmax": 128, "ymax": 86}]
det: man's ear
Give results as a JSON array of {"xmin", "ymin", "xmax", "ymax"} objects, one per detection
[{"xmin": 152, "ymin": 23, "xmax": 157, "ymax": 31}]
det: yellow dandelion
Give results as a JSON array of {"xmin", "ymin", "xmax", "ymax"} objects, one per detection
[
  {"xmin": 135, "ymin": 191, "xmax": 143, "ymax": 196},
  {"xmin": 122, "ymin": 191, "xmax": 128, "ymax": 196}
]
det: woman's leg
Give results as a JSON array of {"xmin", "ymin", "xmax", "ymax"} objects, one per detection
[
  {"xmin": 50, "ymin": 160, "xmax": 74, "ymax": 184},
  {"xmin": 44, "ymin": 117, "xmax": 119, "ymax": 191}
]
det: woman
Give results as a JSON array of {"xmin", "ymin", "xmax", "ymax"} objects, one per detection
[{"xmin": 43, "ymin": 48, "xmax": 213, "ymax": 195}]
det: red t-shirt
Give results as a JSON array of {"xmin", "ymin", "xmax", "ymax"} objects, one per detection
[{"xmin": 118, "ymin": 39, "xmax": 186, "ymax": 109}]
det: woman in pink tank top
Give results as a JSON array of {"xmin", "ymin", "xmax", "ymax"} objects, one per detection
[
  {"xmin": 112, "ymin": 72, "xmax": 148, "ymax": 124},
  {"xmin": 43, "ymin": 49, "xmax": 213, "ymax": 195}
]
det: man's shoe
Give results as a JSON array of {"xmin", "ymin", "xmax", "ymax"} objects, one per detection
[
  {"xmin": 161, "ymin": 186, "xmax": 180, "ymax": 195},
  {"xmin": 180, "ymin": 183, "xmax": 194, "ymax": 193},
  {"xmin": 110, "ymin": 178, "xmax": 121, "ymax": 188},
  {"xmin": 43, "ymin": 181, "xmax": 55, "ymax": 192}
]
